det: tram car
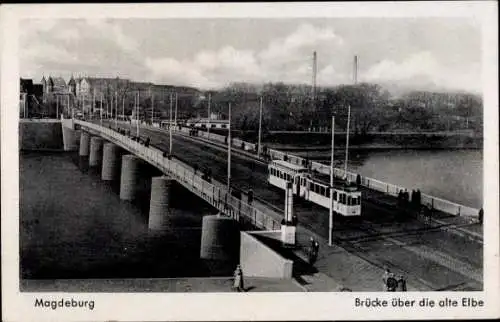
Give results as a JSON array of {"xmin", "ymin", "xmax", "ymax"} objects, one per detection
[{"xmin": 267, "ymin": 160, "xmax": 361, "ymax": 216}]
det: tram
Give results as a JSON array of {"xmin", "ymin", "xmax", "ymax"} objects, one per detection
[{"xmin": 267, "ymin": 159, "xmax": 361, "ymax": 217}]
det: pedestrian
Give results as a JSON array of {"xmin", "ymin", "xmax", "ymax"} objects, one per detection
[
  {"xmin": 308, "ymin": 237, "xmax": 316, "ymax": 264},
  {"xmin": 478, "ymin": 208, "xmax": 484, "ymax": 225},
  {"xmin": 397, "ymin": 275, "xmax": 407, "ymax": 292},
  {"xmin": 233, "ymin": 265, "xmax": 244, "ymax": 292},
  {"xmin": 416, "ymin": 189, "xmax": 421, "ymax": 207},
  {"xmin": 411, "ymin": 190, "xmax": 416, "ymax": 207},
  {"xmin": 383, "ymin": 268, "xmax": 398, "ymax": 292},
  {"xmin": 356, "ymin": 174, "xmax": 361, "ymax": 187},
  {"xmin": 312, "ymin": 240, "xmax": 320, "ymax": 262}
]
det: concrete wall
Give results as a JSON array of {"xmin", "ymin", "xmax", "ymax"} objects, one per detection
[
  {"xmin": 19, "ymin": 120, "xmax": 63, "ymax": 150},
  {"xmin": 240, "ymin": 231, "xmax": 292, "ymax": 279}
]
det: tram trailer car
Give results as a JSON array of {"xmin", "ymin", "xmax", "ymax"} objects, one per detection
[{"xmin": 267, "ymin": 160, "xmax": 361, "ymax": 217}]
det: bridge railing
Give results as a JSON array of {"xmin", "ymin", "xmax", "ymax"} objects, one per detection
[
  {"xmin": 76, "ymin": 120, "xmax": 283, "ymax": 231},
  {"xmin": 94, "ymin": 120, "xmax": 480, "ymax": 219}
]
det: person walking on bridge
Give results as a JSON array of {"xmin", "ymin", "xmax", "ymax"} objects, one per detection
[
  {"xmin": 397, "ymin": 275, "xmax": 407, "ymax": 292},
  {"xmin": 383, "ymin": 268, "xmax": 398, "ymax": 292}
]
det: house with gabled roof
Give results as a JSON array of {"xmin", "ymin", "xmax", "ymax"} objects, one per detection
[{"xmin": 43, "ymin": 76, "xmax": 67, "ymax": 94}]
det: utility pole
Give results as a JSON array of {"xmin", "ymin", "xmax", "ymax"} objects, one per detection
[
  {"xmin": 122, "ymin": 96, "xmax": 125, "ymax": 122},
  {"xmin": 227, "ymin": 102, "xmax": 232, "ymax": 191},
  {"xmin": 207, "ymin": 92, "xmax": 211, "ymax": 136},
  {"xmin": 100, "ymin": 94, "xmax": 103, "ymax": 125},
  {"xmin": 258, "ymin": 96, "xmax": 263, "ymax": 158},
  {"xmin": 344, "ymin": 55, "xmax": 357, "ymax": 182},
  {"xmin": 92, "ymin": 89, "xmax": 95, "ymax": 119},
  {"xmin": 169, "ymin": 92, "xmax": 173, "ymax": 154},
  {"xmin": 151, "ymin": 93, "xmax": 154, "ymax": 124},
  {"xmin": 23, "ymin": 94, "xmax": 26, "ymax": 118},
  {"xmin": 56, "ymin": 95, "xmax": 59, "ymax": 119},
  {"xmin": 136, "ymin": 92, "xmax": 139, "ymax": 137},
  {"xmin": 329, "ymin": 116, "xmax": 335, "ymax": 246},
  {"xmin": 344, "ymin": 105, "xmax": 351, "ymax": 181},
  {"xmin": 174, "ymin": 92, "xmax": 178, "ymax": 129},
  {"xmin": 115, "ymin": 91, "xmax": 118, "ymax": 127},
  {"xmin": 312, "ymin": 51, "xmax": 317, "ymax": 111}
]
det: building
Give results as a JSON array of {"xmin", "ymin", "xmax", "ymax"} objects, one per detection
[{"xmin": 41, "ymin": 76, "xmax": 68, "ymax": 94}]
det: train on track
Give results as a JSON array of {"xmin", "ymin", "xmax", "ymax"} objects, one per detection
[{"xmin": 267, "ymin": 159, "xmax": 362, "ymax": 216}]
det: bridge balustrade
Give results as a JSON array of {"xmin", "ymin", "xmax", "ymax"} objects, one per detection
[
  {"xmin": 93, "ymin": 121, "xmax": 480, "ymax": 219},
  {"xmin": 75, "ymin": 120, "xmax": 282, "ymax": 231}
]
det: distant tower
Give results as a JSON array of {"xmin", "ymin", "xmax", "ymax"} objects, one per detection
[
  {"xmin": 353, "ymin": 55, "xmax": 358, "ymax": 85},
  {"xmin": 41, "ymin": 76, "xmax": 47, "ymax": 93},
  {"xmin": 312, "ymin": 51, "xmax": 317, "ymax": 111},
  {"xmin": 68, "ymin": 75, "xmax": 76, "ymax": 95}
]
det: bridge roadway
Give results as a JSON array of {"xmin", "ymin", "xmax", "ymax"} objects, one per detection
[{"xmin": 99, "ymin": 120, "xmax": 482, "ymax": 291}]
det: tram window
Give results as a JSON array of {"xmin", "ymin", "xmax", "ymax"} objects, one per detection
[
  {"xmin": 320, "ymin": 187, "xmax": 325, "ymax": 196},
  {"xmin": 333, "ymin": 191, "xmax": 337, "ymax": 200},
  {"xmin": 347, "ymin": 196, "xmax": 352, "ymax": 205}
]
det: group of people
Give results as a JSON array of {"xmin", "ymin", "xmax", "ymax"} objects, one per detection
[
  {"xmin": 281, "ymin": 214, "xmax": 299, "ymax": 226},
  {"xmin": 383, "ymin": 268, "xmax": 407, "ymax": 292},
  {"xmin": 397, "ymin": 189, "xmax": 422, "ymax": 209}
]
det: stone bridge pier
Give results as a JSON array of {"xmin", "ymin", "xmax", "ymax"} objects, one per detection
[{"xmin": 75, "ymin": 129, "xmax": 241, "ymax": 265}]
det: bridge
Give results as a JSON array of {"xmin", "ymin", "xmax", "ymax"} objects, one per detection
[{"xmin": 56, "ymin": 117, "xmax": 483, "ymax": 291}]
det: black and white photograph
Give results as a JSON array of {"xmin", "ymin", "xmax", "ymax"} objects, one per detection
[{"xmin": 2, "ymin": 2, "xmax": 498, "ymax": 321}]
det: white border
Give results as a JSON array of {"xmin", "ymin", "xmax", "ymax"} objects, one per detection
[{"xmin": 2, "ymin": 2, "xmax": 498, "ymax": 321}]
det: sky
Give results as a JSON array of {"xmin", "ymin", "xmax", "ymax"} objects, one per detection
[{"xmin": 20, "ymin": 18, "xmax": 482, "ymax": 93}]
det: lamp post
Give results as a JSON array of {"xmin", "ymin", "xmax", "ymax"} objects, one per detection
[
  {"xmin": 227, "ymin": 102, "xmax": 232, "ymax": 191},
  {"xmin": 344, "ymin": 105, "xmax": 351, "ymax": 181},
  {"xmin": 258, "ymin": 96, "xmax": 263, "ymax": 158},
  {"xmin": 329, "ymin": 115, "xmax": 335, "ymax": 246},
  {"xmin": 151, "ymin": 93, "xmax": 154, "ymax": 125},
  {"xmin": 136, "ymin": 92, "xmax": 140, "ymax": 137},
  {"xmin": 174, "ymin": 92, "xmax": 178, "ymax": 129},
  {"xmin": 207, "ymin": 92, "xmax": 211, "ymax": 136},
  {"xmin": 169, "ymin": 92, "xmax": 173, "ymax": 154}
]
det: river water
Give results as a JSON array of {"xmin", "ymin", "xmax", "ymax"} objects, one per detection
[
  {"xmin": 347, "ymin": 149, "xmax": 483, "ymax": 209},
  {"xmin": 19, "ymin": 152, "xmax": 227, "ymax": 280}
]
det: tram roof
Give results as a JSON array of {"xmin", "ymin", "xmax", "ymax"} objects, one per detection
[
  {"xmin": 271, "ymin": 159, "xmax": 307, "ymax": 171},
  {"xmin": 310, "ymin": 172, "xmax": 360, "ymax": 192}
]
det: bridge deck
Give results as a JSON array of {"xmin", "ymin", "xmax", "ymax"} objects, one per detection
[{"xmin": 95, "ymin": 121, "xmax": 483, "ymax": 291}]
